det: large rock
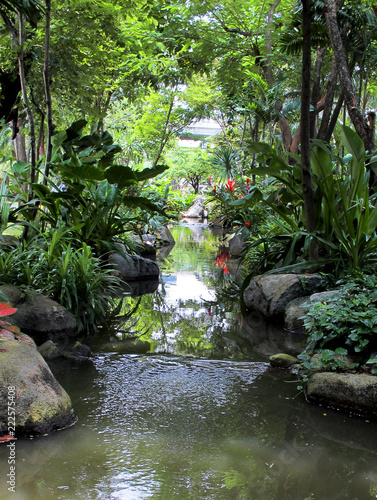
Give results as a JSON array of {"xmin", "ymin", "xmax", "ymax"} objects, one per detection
[
  {"xmin": 243, "ymin": 273, "xmax": 324, "ymax": 319},
  {"xmin": 229, "ymin": 233, "xmax": 246, "ymax": 258},
  {"xmin": 0, "ymin": 285, "xmax": 77, "ymax": 343},
  {"xmin": 284, "ymin": 290, "xmax": 338, "ymax": 333},
  {"xmin": 155, "ymin": 226, "xmax": 175, "ymax": 246},
  {"xmin": 0, "ymin": 334, "xmax": 76, "ymax": 436},
  {"xmin": 130, "ymin": 234, "xmax": 157, "ymax": 258},
  {"xmin": 306, "ymin": 372, "xmax": 377, "ymax": 418},
  {"xmin": 180, "ymin": 195, "xmax": 206, "ymax": 218},
  {"xmin": 110, "ymin": 251, "xmax": 159, "ymax": 281}
]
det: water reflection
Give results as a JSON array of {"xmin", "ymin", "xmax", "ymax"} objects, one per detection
[
  {"xmin": 2, "ymin": 353, "xmax": 377, "ymax": 499},
  {"xmin": 1, "ymin": 224, "xmax": 377, "ymax": 499},
  {"xmin": 95, "ymin": 224, "xmax": 248, "ymax": 359}
]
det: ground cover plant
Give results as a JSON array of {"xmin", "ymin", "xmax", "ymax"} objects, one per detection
[{"xmin": 298, "ymin": 274, "xmax": 377, "ymax": 375}]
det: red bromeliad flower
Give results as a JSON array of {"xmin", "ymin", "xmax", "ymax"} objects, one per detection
[
  {"xmin": 0, "ymin": 303, "xmax": 20, "ymax": 338},
  {"xmin": 0, "ymin": 303, "xmax": 16, "ymax": 317},
  {"xmin": 225, "ymin": 178, "xmax": 236, "ymax": 193},
  {"xmin": 245, "ymin": 222, "xmax": 251, "ymax": 227}
]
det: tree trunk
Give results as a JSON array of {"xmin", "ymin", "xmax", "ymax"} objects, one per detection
[
  {"xmin": 153, "ymin": 98, "xmax": 174, "ymax": 168},
  {"xmin": 43, "ymin": 0, "xmax": 53, "ymax": 184},
  {"xmin": 301, "ymin": 0, "xmax": 317, "ymax": 259},
  {"xmin": 18, "ymin": 13, "xmax": 36, "ymax": 196},
  {"xmin": 310, "ymin": 47, "xmax": 327, "ymax": 138},
  {"xmin": 324, "ymin": 0, "xmax": 375, "ymax": 154}
]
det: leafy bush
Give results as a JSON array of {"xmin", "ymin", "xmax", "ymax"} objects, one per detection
[
  {"xmin": 206, "ymin": 177, "xmax": 266, "ymax": 231},
  {"xmin": 298, "ymin": 275, "xmax": 377, "ymax": 374},
  {"xmin": 0, "ymin": 230, "xmax": 119, "ymax": 333},
  {"xmin": 237, "ymin": 126, "xmax": 377, "ymax": 278}
]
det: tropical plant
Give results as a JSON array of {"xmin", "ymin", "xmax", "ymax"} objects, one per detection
[
  {"xmin": 11, "ymin": 120, "xmax": 169, "ymax": 252},
  {"xmin": 211, "ymin": 147, "xmax": 241, "ymax": 181},
  {"xmin": 0, "ymin": 229, "xmax": 119, "ymax": 333},
  {"xmin": 237, "ymin": 126, "xmax": 377, "ymax": 277},
  {"xmin": 0, "ymin": 301, "xmax": 19, "ymax": 338}
]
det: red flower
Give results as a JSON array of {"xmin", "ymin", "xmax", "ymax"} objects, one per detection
[
  {"xmin": 245, "ymin": 222, "xmax": 251, "ymax": 227},
  {"xmin": 246, "ymin": 177, "xmax": 250, "ymax": 185},
  {"xmin": 225, "ymin": 178, "xmax": 236, "ymax": 193}
]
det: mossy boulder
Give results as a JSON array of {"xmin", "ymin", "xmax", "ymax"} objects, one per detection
[
  {"xmin": 269, "ymin": 353, "xmax": 299, "ymax": 368},
  {"xmin": 306, "ymin": 372, "xmax": 377, "ymax": 418},
  {"xmin": 0, "ymin": 284, "xmax": 77, "ymax": 343},
  {"xmin": 0, "ymin": 335, "xmax": 77, "ymax": 436}
]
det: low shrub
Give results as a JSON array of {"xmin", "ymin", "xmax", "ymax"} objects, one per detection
[{"xmin": 298, "ymin": 275, "xmax": 377, "ymax": 374}]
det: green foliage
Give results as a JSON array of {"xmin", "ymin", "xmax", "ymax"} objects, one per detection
[
  {"xmin": 238, "ymin": 126, "xmax": 377, "ymax": 277},
  {"xmin": 211, "ymin": 146, "xmax": 241, "ymax": 181},
  {"xmin": 12, "ymin": 120, "xmax": 168, "ymax": 253},
  {"xmin": 299, "ymin": 275, "xmax": 377, "ymax": 374},
  {"xmin": 0, "ymin": 229, "xmax": 119, "ymax": 333}
]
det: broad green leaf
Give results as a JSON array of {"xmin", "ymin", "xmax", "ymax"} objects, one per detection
[
  {"xmin": 341, "ymin": 125, "xmax": 365, "ymax": 163},
  {"xmin": 105, "ymin": 165, "xmax": 138, "ymax": 188},
  {"xmin": 58, "ymin": 164, "xmax": 105, "ymax": 181},
  {"xmin": 135, "ymin": 164, "xmax": 169, "ymax": 181}
]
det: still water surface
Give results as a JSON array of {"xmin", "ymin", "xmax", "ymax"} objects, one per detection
[{"xmin": 1, "ymin": 224, "xmax": 377, "ymax": 499}]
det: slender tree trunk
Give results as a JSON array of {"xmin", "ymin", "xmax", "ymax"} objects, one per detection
[
  {"xmin": 317, "ymin": 58, "xmax": 338, "ymax": 141},
  {"xmin": 301, "ymin": 0, "xmax": 317, "ymax": 259},
  {"xmin": 43, "ymin": 0, "xmax": 53, "ymax": 184},
  {"xmin": 153, "ymin": 98, "xmax": 174, "ymax": 168},
  {"xmin": 265, "ymin": 0, "xmax": 282, "ymax": 86},
  {"xmin": 310, "ymin": 47, "xmax": 327, "ymax": 138},
  {"xmin": 18, "ymin": 13, "xmax": 36, "ymax": 197},
  {"xmin": 13, "ymin": 115, "xmax": 27, "ymax": 162}
]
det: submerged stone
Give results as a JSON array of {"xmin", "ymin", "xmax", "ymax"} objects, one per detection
[
  {"xmin": 269, "ymin": 353, "xmax": 299, "ymax": 368},
  {"xmin": 101, "ymin": 339, "xmax": 151, "ymax": 354}
]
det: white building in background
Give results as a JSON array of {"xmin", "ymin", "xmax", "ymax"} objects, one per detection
[{"xmin": 179, "ymin": 118, "xmax": 222, "ymax": 147}]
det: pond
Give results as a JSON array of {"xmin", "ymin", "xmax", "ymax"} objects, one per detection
[{"xmin": 1, "ymin": 224, "xmax": 377, "ymax": 499}]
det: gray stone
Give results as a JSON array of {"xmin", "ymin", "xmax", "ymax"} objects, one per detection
[
  {"xmin": 109, "ymin": 250, "xmax": 159, "ymax": 281},
  {"xmin": 0, "ymin": 335, "xmax": 76, "ymax": 435},
  {"xmin": 155, "ymin": 226, "xmax": 175, "ymax": 246},
  {"xmin": 306, "ymin": 372, "xmax": 377, "ymax": 418},
  {"xmin": 38, "ymin": 340, "xmax": 61, "ymax": 360},
  {"xmin": 285, "ymin": 290, "xmax": 339, "ymax": 333},
  {"xmin": 243, "ymin": 273, "xmax": 324, "ymax": 319},
  {"xmin": 0, "ymin": 285, "xmax": 77, "ymax": 343},
  {"xmin": 38, "ymin": 340, "xmax": 91, "ymax": 362},
  {"xmin": 180, "ymin": 195, "xmax": 206, "ymax": 218},
  {"xmin": 130, "ymin": 234, "xmax": 157, "ymax": 257},
  {"xmin": 229, "ymin": 233, "xmax": 245, "ymax": 257}
]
